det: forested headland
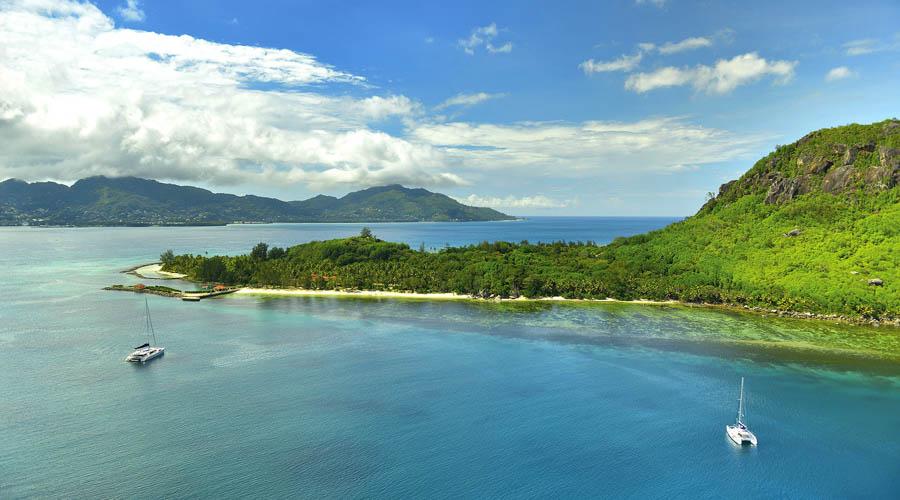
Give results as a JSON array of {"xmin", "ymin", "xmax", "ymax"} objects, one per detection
[{"xmin": 162, "ymin": 120, "xmax": 900, "ymax": 322}]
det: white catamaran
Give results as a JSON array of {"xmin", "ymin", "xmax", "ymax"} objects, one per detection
[
  {"xmin": 125, "ymin": 297, "xmax": 165, "ymax": 363},
  {"xmin": 726, "ymin": 377, "xmax": 758, "ymax": 446}
]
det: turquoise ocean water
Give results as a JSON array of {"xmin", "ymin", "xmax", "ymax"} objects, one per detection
[{"xmin": 1, "ymin": 218, "xmax": 898, "ymax": 498}]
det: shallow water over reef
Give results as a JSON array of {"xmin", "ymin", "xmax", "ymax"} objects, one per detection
[{"xmin": 1, "ymin": 220, "xmax": 897, "ymax": 498}]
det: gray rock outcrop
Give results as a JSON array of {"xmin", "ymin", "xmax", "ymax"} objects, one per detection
[
  {"xmin": 822, "ymin": 165, "xmax": 856, "ymax": 193},
  {"xmin": 765, "ymin": 174, "xmax": 812, "ymax": 204},
  {"xmin": 879, "ymin": 146, "xmax": 899, "ymax": 168},
  {"xmin": 797, "ymin": 155, "xmax": 833, "ymax": 175},
  {"xmin": 864, "ymin": 165, "xmax": 897, "ymax": 190}
]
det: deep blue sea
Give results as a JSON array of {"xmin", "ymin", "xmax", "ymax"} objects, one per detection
[{"xmin": 1, "ymin": 218, "xmax": 898, "ymax": 498}]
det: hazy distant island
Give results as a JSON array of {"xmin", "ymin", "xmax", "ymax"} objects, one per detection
[
  {"xmin": 0, "ymin": 179, "xmax": 514, "ymax": 226},
  {"xmin": 158, "ymin": 120, "xmax": 899, "ymax": 325}
]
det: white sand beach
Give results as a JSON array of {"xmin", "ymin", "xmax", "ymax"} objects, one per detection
[
  {"xmin": 235, "ymin": 288, "xmax": 471, "ymax": 300},
  {"xmin": 235, "ymin": 287, "xmax": 677, "ymax": 305},
  {"xmin": 132, "ymin": 263, "xmax": 187, "ymax": 279}
]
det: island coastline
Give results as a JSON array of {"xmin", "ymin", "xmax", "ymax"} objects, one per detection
[
  {"xmin": 127, "ymin": 262, "xmax": 187, "ymax": 279},
  {"xmin": 234, "ymin": 286, "xmax": 678, "ymax": 305},
  {"xmin": 116, "ymin": 260, "xmax": 897, "ymax": 328},
  {"xmin": 231, "ymin": 287, "xmax": 897, "ymax": 327}
]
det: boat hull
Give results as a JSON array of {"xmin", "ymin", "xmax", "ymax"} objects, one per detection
[
  {"xmin": 125, "ymin": 347, "xmax": 165, "ymax": 363},
  {"xmin": 726, "ymin": 425, "xmax": 758, "ymax": 446}
]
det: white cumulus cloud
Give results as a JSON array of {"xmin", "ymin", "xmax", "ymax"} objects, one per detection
[
  {"xmin": 0, "ymin": 0, "xmax": 773, "ymax": 209},
  {"xmin": 581, "ymin": 34, "xmax": 719, "ymax": 76},
  {"xmin": 625, "ymin": 53, "xmax": 796, "ymax": 94},
  {"xmin": 842, "ymin": 36, "xmax": 900, "ymax": 56},
  {"xmin": 843, "ymin": 39, "xmax": 877, "ymax": 56},
  {"xmin": 116, "ymin": 0, "xmax": 144, "ymax": 22},
  {"xmin": 356, "ymin": 95, "xmax": 422, "ymax": 120},
  {"xmin": 458, "ymin": 22, "xmax": 513, "ymax": 55},
  {"xmin": 580, "ymin": 53, "xmax": 643, "ymax": 74},
  {"xmin": 658, "ymin": 36, "xmax": 712, "ymax": 54},
  {"xmin": 456, "ymin": 194, "xmax": 571, "ymax": 209},
  {"xmin": 412, "ymin": 117, "xmax": 765, "ymax": 177},
  {"xmin": 825, "ymin": 66, "xmax": 854, "ymax": 82},
  {"xmin": 0, "ymin": 0, "xmax": 463, "ymax": 190},
  {"xmin": 435, "ymin": 92, "xmax": 505, "ymax": 110}
]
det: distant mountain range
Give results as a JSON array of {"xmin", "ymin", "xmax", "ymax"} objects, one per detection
[{"xmin": 0, "ymin": 177, "xmax": 514, "ymax": 226}]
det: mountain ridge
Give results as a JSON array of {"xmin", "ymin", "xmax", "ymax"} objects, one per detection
[
  {"xmin": 599, "ymin": 118, "xmax": 899, "ymax": 319},
  {"xmin": 702, "ymin": 118, "xmax": 899, "ymax": 212},
  {"xmin": 0, "ymin": 177, "xmax": 514, "ymax": 225}
]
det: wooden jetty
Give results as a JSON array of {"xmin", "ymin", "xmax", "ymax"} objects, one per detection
[{"xmin": 181, "ymin": 288, "xmax": 239, "ymax": 301}]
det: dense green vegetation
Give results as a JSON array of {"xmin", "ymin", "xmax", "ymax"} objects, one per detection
[
  {"xmin": 161, "ymin": 120, "xmax": 899, "ymax": 320},
  {"xmin": 105, "ymin": 284, "xmax": 184, "ymax": 297},
  {"xmin": 0, "ymin": 178, "xmax": 512, "ymax": 225}
]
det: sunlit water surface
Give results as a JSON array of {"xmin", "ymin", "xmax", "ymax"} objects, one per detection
[{"xmin": 1, "ymin": 218, "xmax": 897, "ymax": 498}]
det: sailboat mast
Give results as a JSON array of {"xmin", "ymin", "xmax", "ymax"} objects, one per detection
[
  {"xmin": 737, "ymin": 377, "xmax": 745, "ymax": 424},
  {"xmin": 145, "ymin": 297, "xmax": 158, "ymax": 345}
]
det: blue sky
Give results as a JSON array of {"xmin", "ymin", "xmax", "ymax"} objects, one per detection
[{"xmin": 2, "ymin": 0, "xmax": 899, "ymax": 215}]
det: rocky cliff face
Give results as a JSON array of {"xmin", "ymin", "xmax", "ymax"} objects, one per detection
[{"xmin": 705, "ymin": 119, "xmax": 900, "ymax": 211}]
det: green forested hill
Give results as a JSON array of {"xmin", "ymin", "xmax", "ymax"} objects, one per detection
[
  {"xmin": 604, "ymin": 119, "xmax": 899, "ymax": 317},
  {"xmin": 290, "ymin": 185, "xmax": 513, "ymax": 222},
  {"xmin": 0, "ymin": 178, "xmax": 512, "ymax": 225},
  {"xmin": 162, "ymin": 120, "xmax": 899, "ymax": 321}
]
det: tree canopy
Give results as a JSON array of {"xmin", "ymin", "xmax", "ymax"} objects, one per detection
[{"xmin": 160, "ymin": 120, "xmax": 899, "ymax": 321}]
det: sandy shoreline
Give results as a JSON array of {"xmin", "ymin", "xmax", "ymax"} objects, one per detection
[
  {"xmin": 129, "ymin": 263, "xmax": 187, "ymax": 279},
  {"xmin": 232, "ymin": 288, "xmax": 896, "ymax": 327},
  {"xmin": 118, "ymin": 263, "xmax": 893, "ymax": 327},
  {"xmin": 235, "ymin": 287, "xmax": 677, "ymax": 305}
]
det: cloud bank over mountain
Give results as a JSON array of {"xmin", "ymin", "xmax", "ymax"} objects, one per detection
[{"xmin": 0, "ymin": 0, "xmax": 760, "ymax": 198}]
